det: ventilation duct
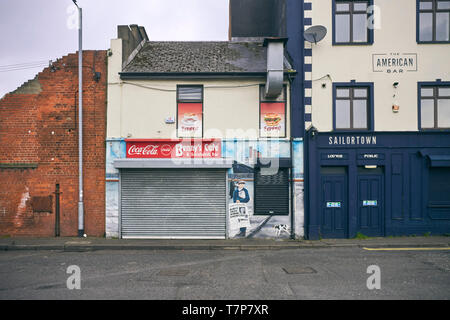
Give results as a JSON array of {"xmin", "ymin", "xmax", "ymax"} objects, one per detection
[{"xmin": 264, "ymin": 38, "xmax": 287, "ymax": 98}]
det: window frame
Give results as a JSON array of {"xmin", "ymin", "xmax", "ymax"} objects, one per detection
[
  {"xmin": 332, "ymin": 82, "xmax": 374, "ymax": 131},
  {"xmin": 418, "ymin": 81, "xmax": 450, "ymax": 130},
  {"xmin": 417, "ymin": 0, "xmax": 450, "ymax": 43},
  {"xmin": 332, "ymin": 0, "xmax": 374, "ymax": 45},
  {"xmin": 176, "ymin": 84, "xmax": 204, "ymax": 138},
  {"xmin": 427, "ymin": 166, "xmax": 450, "ymax": 212}
]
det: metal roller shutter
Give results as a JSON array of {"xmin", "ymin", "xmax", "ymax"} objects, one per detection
[
  {"xmin": 120, "ymin": 168, "xmax": 227, "ymax": 239},
  {"xmin": 254, "ymin": 167, "xmax": 290, "ymax": 215}
]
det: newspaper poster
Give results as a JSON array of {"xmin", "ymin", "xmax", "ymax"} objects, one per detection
[{"xmin": 229, "ymin": 203, "xmax": 251, "ymax": 231}]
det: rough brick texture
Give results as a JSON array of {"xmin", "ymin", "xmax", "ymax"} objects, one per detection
[{"xmin": 0, "ymin": 51, "xmax": 107, "ymax": 237}]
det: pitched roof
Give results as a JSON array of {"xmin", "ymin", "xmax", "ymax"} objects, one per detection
[{"xmin": 121, "ymin": 41, "xmax": 292, "ymax": 74}]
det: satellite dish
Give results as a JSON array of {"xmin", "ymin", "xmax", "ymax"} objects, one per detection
[{"xmin": 304, "ymin": 25, "xmax": 327, "ymax": 44}]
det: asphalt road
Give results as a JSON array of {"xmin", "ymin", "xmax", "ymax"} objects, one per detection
[{"xmin": 0, "ymin": 247, "xmax": 449, "ymax": 300}]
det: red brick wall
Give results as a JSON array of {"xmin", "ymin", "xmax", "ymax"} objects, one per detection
[{"xmin": 0, "ymin": 51, "xmax": 107, "ymax": 237}]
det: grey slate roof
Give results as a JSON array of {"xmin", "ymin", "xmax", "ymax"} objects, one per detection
[{"xmin": 122, "ymin": 41, "xmax": 291, "ymax": 74}]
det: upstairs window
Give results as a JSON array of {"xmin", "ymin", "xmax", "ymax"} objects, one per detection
[
  {"xmin": 333, "ymin": 0, "xmax": 373, "ymax": 44},
  {"xmin": 333, "ymin": 84, "xmax": 372, "ymax": 130},
  {"xmin": 418, "ymin": 0, "xmax": 450, "ymax": 42},
  {"xmin": 177, "ymin": 85, "xmax": 203, "ymax": 138},
  {"xmin": 420, "ymin": 84, "xmax": 450, "ymax": 129}
]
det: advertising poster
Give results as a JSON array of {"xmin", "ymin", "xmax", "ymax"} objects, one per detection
[
  {"xmin": 260, "ymin": 102, "xmax": 285, "ymax": 138},
  {"xmin": 178, "ymin": 103, "xmax": 203, "ymax": 138},
  {"xmin": 229, "ymin": 203, "xmax": 251, "ymax": 232}
]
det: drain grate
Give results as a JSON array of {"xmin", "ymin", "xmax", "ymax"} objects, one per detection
[
  {"xmin": 157, "ymin": 269, "xmax": 190, "ymax": 276},
  {"xmin": 282, "ymin": 266, "xmax": 317, "ymax": 274}
]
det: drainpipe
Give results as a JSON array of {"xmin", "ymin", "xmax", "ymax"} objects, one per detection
[
  {"xmin": 288, "ymin": 74, "xmax": 295, "ymax": 240},
  {"xmin": 73, "ymin": 0, "xmax": 84, "ymax": 237}
]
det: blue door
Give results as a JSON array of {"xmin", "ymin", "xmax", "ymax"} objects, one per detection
[
  {"xmin": 320, "ymin": 167, "xmax": 348, "ymax": 238},
  {"xmin": 357, "ymin": 167, "xmax": 384, "ymax": 237}
]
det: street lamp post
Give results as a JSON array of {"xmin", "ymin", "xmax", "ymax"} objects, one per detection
[{"xmin": 73, "ymin": 0, "xmax": 84, "ymax": 237}]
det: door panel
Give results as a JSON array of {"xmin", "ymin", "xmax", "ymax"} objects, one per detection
[
  {"xmin": 320, "ymin": 170, "xmax": 348, "ymax": 238},
  {"xmin": 357, "ymin": 172, "xmax": 383, "ymax": 237}
]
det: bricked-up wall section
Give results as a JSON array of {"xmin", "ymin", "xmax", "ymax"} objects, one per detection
[{"xmin": 0, "ymin": 51, "xmax": 107, "ymax": 237}]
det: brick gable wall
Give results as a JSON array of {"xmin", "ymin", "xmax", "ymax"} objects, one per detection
[{"xmin": 0, "ymin": 50, "xmax": 107, "ymax": 237}]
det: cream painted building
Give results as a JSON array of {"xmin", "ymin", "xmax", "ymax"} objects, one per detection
[
  {"xmin": 105, "ymin": 25, "xmax": 304, "ymax": 239},
  {"xmin": 306, "ymin": 0, "xmax": 450, "ymax": 131}
]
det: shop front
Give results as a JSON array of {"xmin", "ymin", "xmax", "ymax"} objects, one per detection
[
  {"xmin": 113, "ymin": 139, "xmax": 230, "ymax": 239},
  {"xmin": 305, "ymin": 131, "xmax": 450, "ymax": 239},
  {"xmin": 105, "ymin": 138, "xmax": 304, "ymax": 239}
]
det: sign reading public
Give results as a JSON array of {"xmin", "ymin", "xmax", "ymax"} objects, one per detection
[{"xmin": 126, "ymin": 140, "xmax": 221, "ymax": 158}]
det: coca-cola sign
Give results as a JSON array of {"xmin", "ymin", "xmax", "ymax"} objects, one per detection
[{"xmin": 126, "ymin": 139, "xmax": 221, "ymax": 159}]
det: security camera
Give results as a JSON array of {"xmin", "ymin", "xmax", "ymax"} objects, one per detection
[{"xmin": 393, "ymin": 82, "xmax": 399, "ymax": 88}]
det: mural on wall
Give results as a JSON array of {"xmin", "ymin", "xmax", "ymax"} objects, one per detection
[
  {"xmin": 223, "ymin": 139, "xmax": 296, "ymax": 239},
  {"xmin": 105, "ymin": 139, "xmax": 126, "ymax": 238}
]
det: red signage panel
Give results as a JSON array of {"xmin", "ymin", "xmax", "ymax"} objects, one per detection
[{"xmin": 126, "ymin": 139, "xmax": 221, "ymax": 159}]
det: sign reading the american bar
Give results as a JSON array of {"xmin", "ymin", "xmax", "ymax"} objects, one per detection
[
  {"xmin": 372, "ymin": 53, "xmax": 417, "ymax": 73},
  {"xmin": 126, "ymin": 140, "xmax": 221, "ymax": 158}
]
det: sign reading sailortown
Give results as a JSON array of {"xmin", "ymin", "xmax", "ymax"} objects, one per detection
[
  {"xmin": 328, "ymin": 135, "xmax": 377, "ymax": 146},
  {"xmin": 372, "ymin": 53, "xmax": 417, "ymax": 73}
]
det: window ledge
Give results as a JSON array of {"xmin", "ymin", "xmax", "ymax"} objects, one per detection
[
  {"xmin": 332, "ymin": 42, "xmax": 374, "ymax": 46},
  {"xmin": 417, "ymin": 41, "xmax": 450, "ymax": 44}
]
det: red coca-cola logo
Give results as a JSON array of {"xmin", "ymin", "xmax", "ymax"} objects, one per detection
[
  {"xmin": 160, "ymin": 144, "xmax": 172, "ymax": 156},
  {"xmin": 128, "ymin": 144, "xmax": 159, "ymax": 156}
]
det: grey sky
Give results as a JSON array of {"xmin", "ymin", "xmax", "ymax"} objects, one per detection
[{"xmin": 0, "ymin": 0, "xmax": 229, "ymax": 97}]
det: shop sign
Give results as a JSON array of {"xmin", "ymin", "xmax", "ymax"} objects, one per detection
[
  {"xmin": 126, "ymin": 139, "xmax": 221, "ymax": 158},
  {"xmin": 326, "ymin": 202, "xmax": 341, "ymax": 208},
  {"xmin": 372, "ymin": 53, "xmax": 417, "ymax": 73},
  {"xmin": 363, "ymin": 200, "xmax": 378, "ymax": 206},
  {"xmin": 328, "ymin": 135, "xmax": 377, "ymax": 146},
  {"xmin": 322, "ymin": 153, "xmax": 348, "ymax": 160},
  {"xmin": 358, "ymin": 153, "xmax": 384, "ymax": 160}
]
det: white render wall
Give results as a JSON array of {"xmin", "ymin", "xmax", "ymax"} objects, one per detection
[
  {"xmin": 107, "ymin": 39, "xmax": 291, "ymax": 140},
  {"xmin": 310, "ymin": 0, "xmax": 450, "ymax": 132}
]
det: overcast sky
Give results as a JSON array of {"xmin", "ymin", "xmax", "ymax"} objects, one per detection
[{"xmin": 0, "ymin": 0, "xmax": 229, "ymax": 97}]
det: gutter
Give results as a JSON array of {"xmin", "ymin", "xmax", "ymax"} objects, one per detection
[{"xmin": 119, "ymin": 71, "xmax": 296, "ymax": 80}]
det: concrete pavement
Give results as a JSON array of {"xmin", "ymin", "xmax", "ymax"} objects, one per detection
[{"xmin": 0, "ymin": 235, "xmax": 449, "ymax": 251}]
